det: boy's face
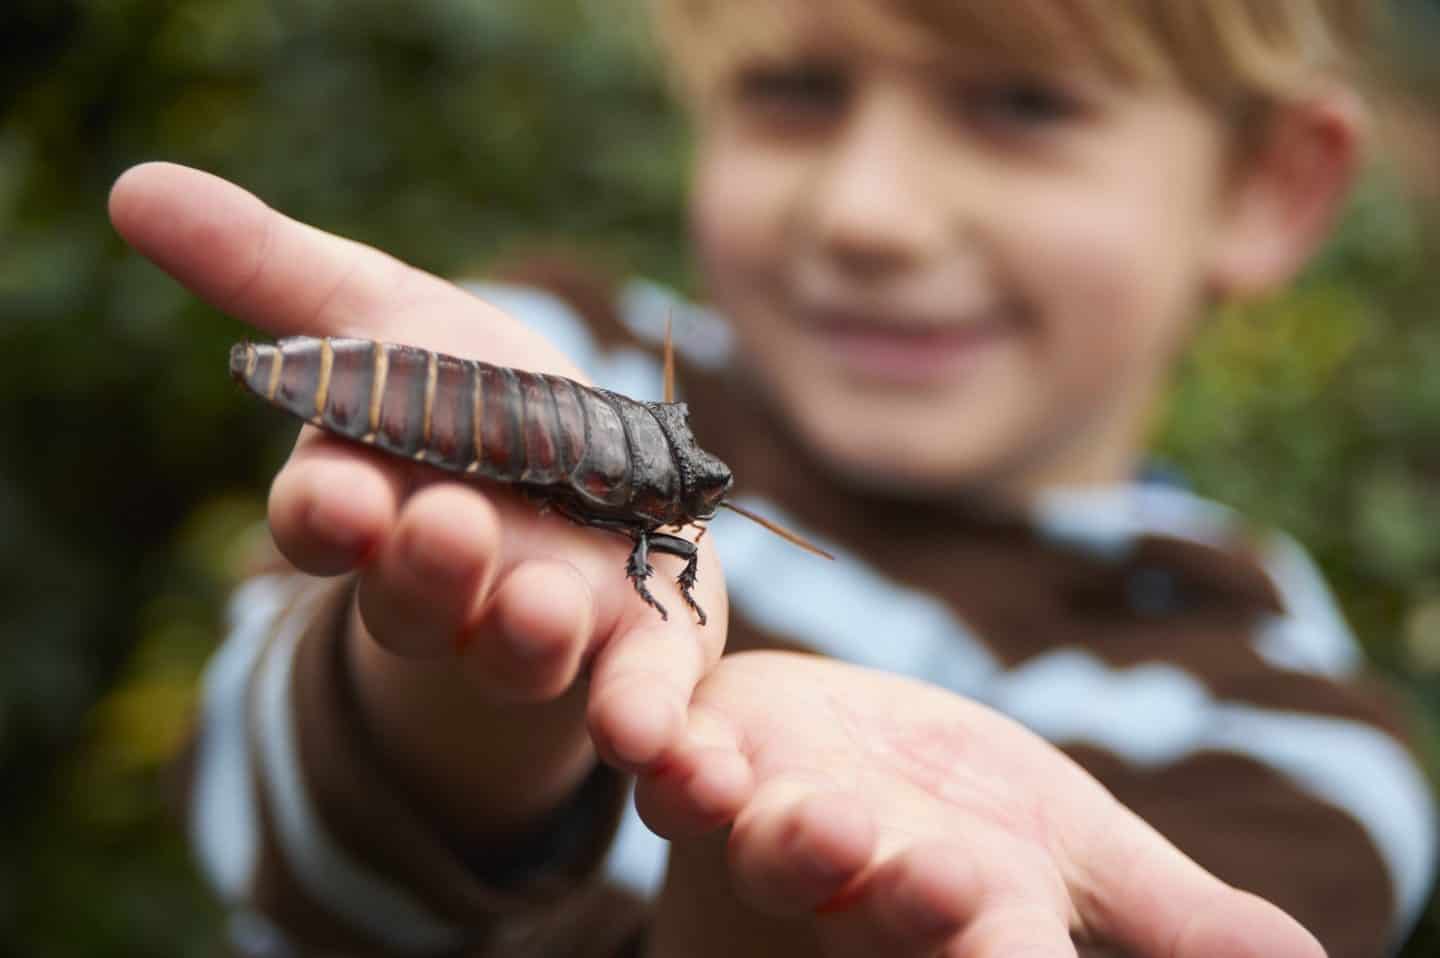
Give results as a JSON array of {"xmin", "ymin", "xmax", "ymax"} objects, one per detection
[{"xmin": 689, "ymin": 12, "xmax": 1240, "ymax": 501}]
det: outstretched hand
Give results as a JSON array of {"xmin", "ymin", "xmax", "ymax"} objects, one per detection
[
  {"xmin": 639, "ymin": 651, "xmax": 1325, "ymax": 958},
  {"xmin": 109, "ymin": 162, "xmax": 748, "ymax": 839}
]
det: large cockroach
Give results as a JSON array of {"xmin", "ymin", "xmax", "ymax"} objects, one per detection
[{"xmin": 229, "ymin": 329, "xmax": 830, "ymax": 624}]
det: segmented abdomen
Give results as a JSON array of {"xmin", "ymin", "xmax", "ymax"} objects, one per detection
[{"xmin": 230, "ymin": 336, "xmax": 645, "ymax": 511}]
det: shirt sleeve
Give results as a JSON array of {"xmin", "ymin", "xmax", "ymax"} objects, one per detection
[
  {"xmin": 1051, "ymin": 530, "xmax": 1437, "ymax": 958},
  {"xmin": 1065, "ymin": 725, "xmax": 1421, "ymax": 958},
  {"xmin": 1002, "ymin": 484, "xmax": 1437, "ymax": 956},
  {"xmin": 183, "ymin": 569, "xmax": 645, "ymax": 958}
]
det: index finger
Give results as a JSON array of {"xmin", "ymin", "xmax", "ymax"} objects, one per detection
[
  {"xmin": 584, "ymin": 535, "xmax": 730, "ymax": 772},
  {"xmin": 108, "ymin": 162, "xmax": 583, "ymax": 377}
]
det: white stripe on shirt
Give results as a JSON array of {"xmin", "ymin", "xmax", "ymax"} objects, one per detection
[
  {"xmin": 993, "ymin": 647, "xmax": 1437, "ymax": 930},
  {"xmin": 192, "ymin": 575, "xmax": 295, "ymax": 903},
  {"xmin": 1252, "ymin": 531, "xmax": 1364, "ymax": 679},
  {"xmin": 252, "ymin": 586, "xmax": 465, "ymax": 954}
]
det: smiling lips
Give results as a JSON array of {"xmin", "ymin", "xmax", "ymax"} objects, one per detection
[{"xmin": 809, "ymin": 310, "xmax": 1015, "ymax": 385}]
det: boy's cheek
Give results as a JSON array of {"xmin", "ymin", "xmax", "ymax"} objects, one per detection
[
  {"xmin": 999, "ymin": 193, "xmax": 1203, "ymax": 367},
  {"xmin": 691, "ymin": 143, "xmax": 800, "ymax": 255}
]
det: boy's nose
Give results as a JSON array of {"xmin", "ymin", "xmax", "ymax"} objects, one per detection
[{"xmin": 803, "ymin": 97, "xmax": 953, "ymax": 275}]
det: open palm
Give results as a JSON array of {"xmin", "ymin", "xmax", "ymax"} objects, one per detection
[{"xmin": 640, "ymin": 651, "xmax": 1324, "ymax": 958}]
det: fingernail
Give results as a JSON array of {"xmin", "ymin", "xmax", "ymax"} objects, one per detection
[
  {"xmin": 608, "ymin": 695, "xmax": 674, "ymax": 767},
  {"xmin": 306, "ymin": 500, "xmax": 372, "ymax": 559},
  {"xmin": 503, "ymin": 622, "xmax": 557, "ymax": 661},
  {"xmin": 405, "ymin": 542, "xmax": 469, "ymax": 587}
]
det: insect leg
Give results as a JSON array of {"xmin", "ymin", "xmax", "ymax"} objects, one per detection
[
  {"xmin": 648, "ymin": 532, "xmax": 704, "ymax": 626},
  {"xmin": 625, "ymin": 531, "xmax": 668, "ymax": 621},
  {"xmin": 540, "ymin": 506, "xmax": 680, "ymax": 623}
]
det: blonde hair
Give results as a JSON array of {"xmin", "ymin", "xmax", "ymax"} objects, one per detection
[{"xmin": 651, "ymin": 0, "xmax": 1381, "ymax": 116}]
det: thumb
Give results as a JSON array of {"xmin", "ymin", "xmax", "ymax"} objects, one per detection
[{"xmin": 1075, "ymin": 813, "xmax": 1325, "ymax": 958}]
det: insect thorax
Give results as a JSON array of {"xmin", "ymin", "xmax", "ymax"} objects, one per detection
[{"xmin": 647, "ymin": 401, "xmax": 734, "ymax": 522}]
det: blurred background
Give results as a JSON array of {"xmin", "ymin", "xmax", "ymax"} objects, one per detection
[{"xmin": 1, "ymin": 0, "xmax": 1438, "ymax": 954}]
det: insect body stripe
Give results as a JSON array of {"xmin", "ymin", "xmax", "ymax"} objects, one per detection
[
  {"xmin": 548, "ymin": 376, "xmax": 588, "ymax": 478},
  {"xmin": 314, "ymin": 338, "xmax": 333, "ymax": 423},
  {"xmin": 418, "ymin": 349, "xmax": 437, "ymax": 460},
  {"xmin": 266, "ymin": 346, "xmax": 284, "ymax": 401},
  {"xmin": 320, "ymin": 339, "xmax": 375, "ymax": 439},
  {"xmin": 422, "ymin": 352, "xmax": 475, "ymax": 471},
  {"xmin": 367, "ymin": 344, "xmax": 388, "ymax": 441},
  {"xmin": 234, "ymin": 342, "xmax": 268, "ymax": 406},
  {"xmin": 474, "ymin": 364, "xmax": 524, "ymax": 480},
  {"xmin": 517, "ymin": 371, "xmax": 564, "ymax": 485},
  {"xmin": 274, "ymin": 339, "xmax": 326, "ymax": 421},
  {"xmin": 373, "ymin": 345, "xmax": 429, "ymax": 458},
  {"xmin": 468, "ymin": 361, "xmax": 484, "ymax": 473}
]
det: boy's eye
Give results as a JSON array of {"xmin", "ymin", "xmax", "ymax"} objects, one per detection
[
  {"xmin": 733, "ymin": 62, "xmax": 848, "ymax": 126},
  {"xmin": 956, "ymin": 78, "xmax": 1082, "ymax": 132}
]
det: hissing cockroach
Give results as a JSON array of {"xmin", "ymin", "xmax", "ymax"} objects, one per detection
[{"xmin": 229, "ymin": 334, "xmax": 831, "ymax": 624}]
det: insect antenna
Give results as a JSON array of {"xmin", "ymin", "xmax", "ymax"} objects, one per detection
[
  {"xmin": 720, "ymin": 501, "xmax": 835, "ymax": 560},
  {"xmin": 663, "ymin": 309, "xmax": 676, "ymax": 404}
]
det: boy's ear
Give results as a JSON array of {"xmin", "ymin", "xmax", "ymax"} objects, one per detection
[{"xmin": 1207, "ymin": 88, "xmax": 1366, "ymax": 302}]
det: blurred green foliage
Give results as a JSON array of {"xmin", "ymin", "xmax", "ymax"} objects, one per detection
[{"xmin": 2, "ymin": 1, "xmax": 1439, "ymax": 954}]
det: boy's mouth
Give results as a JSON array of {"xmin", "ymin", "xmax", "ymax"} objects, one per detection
[{"xmin": 808, "ymin": 310, "xmax": 1014, "ymax": 386}]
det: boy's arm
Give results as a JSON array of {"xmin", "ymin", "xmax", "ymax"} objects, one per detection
[{"xmin": 187, "ymin": 571, "xmax": 645, "ymax": 957}]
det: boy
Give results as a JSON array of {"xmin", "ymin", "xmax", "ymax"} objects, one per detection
[{"xmin": 110, "ymin": 0, "xmax": 1434, "ymax": 955}]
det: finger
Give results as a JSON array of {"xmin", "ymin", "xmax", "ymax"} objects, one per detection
[
  {"xmin": 815, "ymin": 845, "xmax": 989, "ymax": 957},
  {"xmin": 1076, "ymin": 812, "xmax": 1324, "ymax": 958},
  {"xmin": 942, "ymin": 903, "xmax": 1077, "ymax": 958},
  {"xmin": 633, "ymin": 705, "xmax": 753, "ymax": 838},
  {"xmin": 727, "ymin": 783, "xmax": 877, "ymax": 915},
  {"xmin": 457, "ymin": 557, "xmax": 595, "ymax": 704},
  {"xmin": 813, "ymin": 842, "xmax": 1076, "ymax": 958},
  {"xmin": 457, "ymin": 507, "xmax": 727, "ymax": 708},
  {"xmin": 585, "ymin": 618, "xmax": 710, "ymax": 771},
  {"xmin": 355, "ymin": 482, "xmax": 504, "ymax": 658},
  {"xmin": 268, "ymin": 430, "xmax": 407, "ymax": 575},
  {"xmin": 110, "ymin": 162, "xmax": 420, "ymax": 338},
  {"xmin": 109, "ymin": 163, "xmax": 572, "ymax": 372}
]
